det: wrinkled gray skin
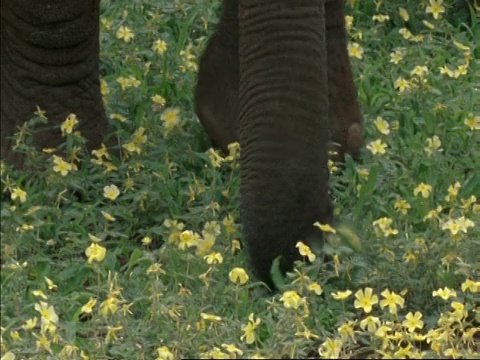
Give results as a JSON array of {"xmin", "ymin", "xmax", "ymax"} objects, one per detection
[
  {"xmin": 1, "ymin": 0, "xmax": 357, "ymax": 288},
  {"xmin": 238, "ymin": 0, "xmax": 334, "ymax": 287},
  {"xmin": 1, "ymin": 0, "xmax": 112, "ymax": 167},
  {"xmin": 196, "ymin": 0, "xmax": 363, "ymax": 161},
  {"xmin": 196, "ymin": 0, "xmax": 361, "ymax": 286}
]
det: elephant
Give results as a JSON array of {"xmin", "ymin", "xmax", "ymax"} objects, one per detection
[
  {"xmin": 195, "ymin": 0, "xmax": 364, "ymax": 161},
  {"xmin": 1, "ymin": 0, "xmax": 361, "ymax": 288},
  {"xmin": 1, "ymin": 1, "xmax": 111, "ymax": 168},
  {"xmin": 196, "ymin": 0, "xmax": 362, "ymax": 286}
]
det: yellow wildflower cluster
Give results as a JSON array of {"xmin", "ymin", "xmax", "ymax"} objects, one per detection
[
  {"xmin": 91, "ymin": 143, "xmax": 117, "ymax": 172},
  {"xmin": 116, "ymin": 75, "xmax": 140, "ymax": 90},
  {"xmin": 207, "ymin": 142, "xmax": 240, "ymax": 168},
  {"xmin": 160, "ymin": 107, "xmax": 181, "ymax": 136},
  {"xmin": 323, "ymin": 281, "xmax": 479, "ymax": 358},
  {"xmin": 179, "ymin": 45, "xmax": 198, "ymax": 73},
  {"xmin": 123, "ymin": 127, "xmax": 148, "ymax": 155},
  {"xmin": 372, "ymin": 217, "xmax": 398, "ymax": 237}
]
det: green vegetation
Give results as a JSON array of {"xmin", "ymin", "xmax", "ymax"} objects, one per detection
[{"xmin": 1, "ymin": 0, "xmax": 479, "ymax": 358}]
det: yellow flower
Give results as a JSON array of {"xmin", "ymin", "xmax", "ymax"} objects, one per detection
[
  {"xmin": 231, "ymin": 239, "xmax": 241, "ymax": 254},
  {"xmin": 422, "ymin": 20, "xmax": 435, "ymax": 29},
  {"xmin": 359, "ymin": 315, "xmax": 381, "ymax": 333},
  {"xmin": 10, "ymin": 330, "xmax": 21, "ymax": 340},
  {"xmin": 348, "ymin": 42, "xmax": 363, "ymax": 59},
  {"xmin": 414, "ymin": 182, "xmax": 432, "ymax": 198},
  {"xmin": 110, "ymin": 113, "xmax": 127, "ymax": 122},
  {"xmin": 156, "ymin": 346, "xmax": 174, "ymax": 360},
  {"xmin": 146, "ymin": 263, "xmax": 166, "ymax": 276},
  {"xmin": 432, "ymin": 287, "xmax": 457, "ymax": 300},
  {"xmin": 199, "ymin": 348, "xmax": 229, "ymax": 359},
  {"xmin": 44, "ymin": 276, "xmax": 57, "ymax": 291},
  {"xmin": 196, "ymin": 236, "xmax": 216, "ymax": 256},
  {"xmin": 410, "ymin": 65, "xmax": 428, "ymax": 78},
  {"xmin": 280, "ymin": 290, "xmax": 303, "ymax": 309},
  {"xmin": 308, "ymin": 282, "xmax": 323, "ymax": 295},
  {"xmin": 85, "ymin": 243, "xmax": 106, "ymax": 263},
  {"xmin": 52, "ymin": 155, "xmax": 72, "ymax": 176},
  {"xmin": 123, "ymin": 142, "xmax": 141, "ymax": 154},
  {"xmin": 101, "ymin": 211, "xmax": 116, "ymax": 222},
  {"xmin": 366, "ymin": 139, "xmax": 387, "ymax": 155},
  {"xmin": 116, "ymin": 26, "xmax": 134, "ymax": 42},
  {"xmin": 464, "ymin": 113, "xmax": 480, "ymax": 131},
  {"xmin": 240, "ymin": 313, "xmax": 260, "ymax": 344},
  {"xmin": 207, "ymin": 148, "xmax": 224, "ymax": 168},
  {"xmin": 345, "ymin": 15, "xmax": 354, "ymax": 31},
  {"xmin": 426, "ymin": 0, "xmax": 445, "ymax": 20},
  {"xmin": 402, "ymin": 311, "xmax": 424, "ymax": 332},
  {"xmin": 34, "ymin": 301, "xmax": 59, "ymax": 325},
  {"xmin": 318, "ymin": 337, "xmax": 343, "ymax": 359},
  {"xmin": 423, "ymin": 205, "xmax": 442, "ymax": 222},
  {"xmin": 380, "ymin": 289, "xmax": 405, "ymax": 314},
  {"xmin": 164, "ymin": 219, "xmax": 185, "ymax": 243},
  {"xmin": 331, "ymin": 290, "xmax": 352, "ymax": 300},
  {"xmin": 11, "ymin": 187, "xmax": 27, "ymax": 203},
  {"xmin": 424, "ymin": 135, "xmax": 443, "ymax": 156},
  {"xmin": 354, "ymin": 288, "xmax": 379, "ymax": 314},
  {"xmin": 337, "ymin": 321, "xmax": 356, "ymax": 343},
  {"xmin": 225, "ymin": 142, "xmax": 241, "ymax": 162},
  {"xmin": 399, "ymin": 28, "xmax": 413, "ymax": 40},
  {"xmin": 221, "ymin": 344, "xmax": 243, "ymax": 356},
  {"xmin": 390, "ymin": 49, "xmax": 405, "ymax": 64},
  {"xmin": 141, "ymin": 236, "xmax": 152, "ymax": 246},
  {"xmin": 32, "ymin": 289, "xmax": 48, "ymax": 300},
  {"xmin": 61, "ymin": 113, "xmax": 78, "ymax": 136},
  {"xmin": 372, "ymin": 14, "xmax": 390, "ymax": 23},
  {"xmin": 372, "ymin": 217, "xmax": 398, "ymax": 237},
  {"xmin": 229, "ymin": 267, "xmax": 249, "ymax": 285},
  {"xmin": 152, "ymin": 94, "xmax": 166, "ymax": 107},
  {"xmin": 178, "ymin": 230, "xmax": 199, "ymax": 250},
  {"xmin": 34, "ymin": 332, "xmax": 52, "ymax": 353},
  {"xmin": 81, "ymin": 298, "xmax": 97, "ymax": 314},
  {"xmin": 398, "ymin": 7, "xmax": 409, "ymax": 22},
  {"xmin": 100, "ymin": 78, "xmax": 110, "ymax": 96},
  {"xmin": 105, "ymin": 325, "xmax": 123, "ymax": 343},
  {"xmin": 152, "ymin": 39, "xmax": 168, "ymax": 55},
  {"xmin": 103, "ymin": 184, "xmax": 120, "ymax": 200},
  {"xmin": 296, "ymin": 241, "xmax": 316, "ymax": 262},
  {"xmin": 461, "ymin": 279, "xmax": 480, "ymax": 293},
  {"xmin": 394, "ymin": 76, "xmax": 411, "ymax": 92},
  {"xmin": 23, "ymin": 317, "xmax": 38, "ymax": 331},
  {"xmin": 160, "ymin": 107, "xmax": 180, "ymax": 135},
  {"xmin": 394, "ymin": 199, "xmax": 411, "ymax": 215},
  {"xmin": 313, "ymin": 222, "xmax": 336, "ymax": 233},
  {"xmin": 374, "ymin": 116, "xmax": 390, "ymax": 135},
  {"xmin": 99, "ymin": 296, "xmax": 119, "ymax": 316},
  {"xmin": 203, "ymin": 252, "xmax": 223, "ymax": 265},
  {"xmin": 445, "ymin": 181, "xmax": 461, "ymax": 202},
  {"xmin": 92, "ymin": 143, "xmax": 111, "ymax": 161},
  {"xmin": 200, "ymin": 312, "xmax": 222, "ymax": 322},
  {"xmin": 1, "ymin": 352, "xmax": 16, "ymax": 360},
  {"xmin": 116, "ymin": 76, "xmax": 140, "ymax": 90}
]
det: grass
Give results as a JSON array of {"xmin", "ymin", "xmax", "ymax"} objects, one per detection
[{"xmin": 1, "ymin": 0, "xmax": 479, "ymax": 359}]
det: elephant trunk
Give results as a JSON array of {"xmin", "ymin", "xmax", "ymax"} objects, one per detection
[
  {"xmin": 239, "ymin": 0, "xmax": 333, "ymax": 286},
  {"xmin": 1, "ymin": 0, "xmax": 111, "ymax": 167}
]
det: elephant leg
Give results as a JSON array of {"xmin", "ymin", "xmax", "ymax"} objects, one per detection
[
  {"xmin": 1, "ymin": 0, "xmax": 111, "ymax": 168},
  {"xmin": 239, "ymin": 0, "xmax": 333, "ymax": 287},
  {"xmin": 325, "ymin": 0, "xmax": 363, "ymax": 161},
  {"xmin": 195, "ymin": 0, "xmax": 239, "ymax": 153}
]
